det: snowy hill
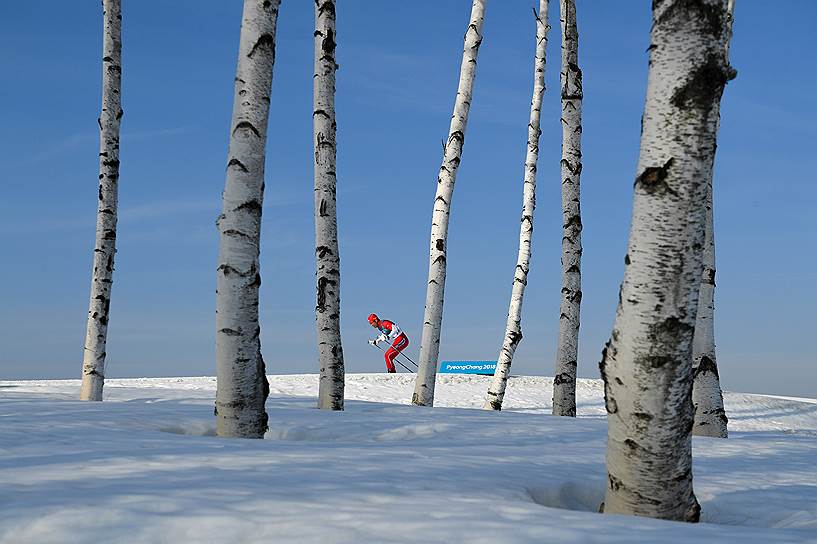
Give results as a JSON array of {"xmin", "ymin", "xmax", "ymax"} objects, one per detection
[{"xmin": 1, "ymin": 374, "xmax": 816, "ymax": 543}]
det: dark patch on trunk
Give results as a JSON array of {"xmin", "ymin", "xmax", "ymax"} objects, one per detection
[
  {"xmin": 632, "ymin": 412, "xmax": 653, "ymax": 422},
  {"xmin": 635, "ymin": 354, "xmax": 674, "ymax": 369},
  {"xmin": 435, "ymin": 239, "xmax": 445, "ymax": 251},
  {"xmin": 623, "ymin": 438, "xmax": 647, "ymax": 454},
  {"xmin": 553, "ymin": 373, "xmax": 574, "ymax": 386},
  {"xmin": 218, "ymin": 328, "xmax": 241, "ymax": 336},
  {"xmin": 223, "ymin": 229, "xmax": 250, "ymax": 239},
  {"xmin": 233, "ymin": 121, "xmax": 260, "ymax": 138},
  {"xmin": 321, "ymin": 28, "xmax": 336, "ymax": 57},
  {"xmin": 316, "ymin": 276, "xmax": 329, "ymax": 312},
  {"xmin": 693, "ymin": 355, "xmax": 719, "ymax": 378},
  {"xmin": 217, "ymin": 264, "xmax": 242, "ymax": 277},
  {"xmin": 448, "ymin": 130, "xmax": 464, "ymax": 146},
  {"xmin": 248, "ymin": 33, "xmax": 275, "ymax": 60},
  {"xmin": 508, "ymin": 329, "xmax": 522, "ymax": 346},
  {"xmin": 316, "ymin": 245, "xmax": 333, "ymax": 259},
  {"xmin": 235, "ymin": 200, "xmax": 262, "ymax": 214},
  {"xmin": 563, "ymin": 214, "xmax": 583, "ymax": 232},
  {"xmin": 227, "ymin": 158, "xmax": 248, "ymax": 172},
  {"xmin": 671, "ymin": 54, "xmax": 731, "ymax": 115},
  {"xmin": 636, "ymin": 157, "xmax": 675, "ymax": 195},
  {"xmin": 673, "ymin": 467, "xmax": 692, "ymax": 483},
  {"xmin": 608, "ymin": 474, "xmax": 624, "ymax": 492},
  {"xmin": 702, "ymin": 267, "xmax": 716, "ymax": 286},
  {"xmin": 317, "ymin": 0, "xmax": 336, "ymax": 18},
  {"xmin": 686, "ymin": 498, "xmax": 701, "ymax": 523},
  {"xmin": 655, "ymin": 0, "xmax": 725, "ymax": 38}
]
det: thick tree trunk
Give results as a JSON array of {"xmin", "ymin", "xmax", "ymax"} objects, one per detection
[
  {"xmin": 692, "ymin": 0, "xmax": 733, "ymax": 439},
  {"xmin": 552, "ymin": 0, "xmax": 583, "ymax": 417},
  {"xmin": 215, "ymin": 0, "xmax": 280, "ymax": 438},
  {"xmin": 413, "ymin": 0, "xmax": 486, "ymax": 407},
  {"xmin": 483, "ymin": 0, "xmax": 549, "ymax": 411},
  {"xmin": 80, "ymin": 0, "xmax": 122, "ymax": 401},
  {"xmin": 314, "ymin": 0, "xmax": 345, "ymax": 411},
  {"xmin": 599, "ymin": 0, "xmax": 734, "ymax": 521}
]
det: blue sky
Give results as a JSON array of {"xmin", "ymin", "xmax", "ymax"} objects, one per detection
[{"xmin": 0, "ymin": 1, "xmax": 815, "ymax": 398}]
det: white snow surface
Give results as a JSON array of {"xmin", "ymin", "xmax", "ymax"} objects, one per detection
[{"xmin": 1, "ymin": 374, "xmax": 816, "ymax": 543}]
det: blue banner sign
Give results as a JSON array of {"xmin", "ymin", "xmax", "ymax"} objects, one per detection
[{"xmin": 439, "ymin": 361, "xmax": 497, "ymax": 375}]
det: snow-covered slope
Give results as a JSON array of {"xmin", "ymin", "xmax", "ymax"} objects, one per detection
[{"xmin": 1, "ymin": 374, "xmax": 815, "ymax": 543}]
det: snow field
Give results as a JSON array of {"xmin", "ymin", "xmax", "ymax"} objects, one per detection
[{"xmin": 0, "ymin": 374, "xmax": 816, "ymax": 543}]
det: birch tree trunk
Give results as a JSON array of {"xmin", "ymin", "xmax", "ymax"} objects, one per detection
[
  {"xmin": 483, "ymin": 0, "xmax": 549, "ymax": 411},
  {"xmin": 692, "ymin": 0, "xmax": 734, "ymax": 439},
  {"xmin": 215, "ymin": 0, "xmax": 280, "ymax": 438},
  {"xmin": 413, "ymin": 0, "xmax": 486, "ymax": 407},
  {"xmin": 599, "ymin": 0, "xmax": 734, "ymax": 521},
  {"xmin": 552, "ymin": 0, "xmax": 583, "ymax": 417},
  {"xmin": 80, "ymin": 0, "xmax": 122, "ymax": 401},
  {"xmin": 691, "ymin": 183, "xmax": 728, "ymax": 437},
  {"xmin": 314, "ymin": 0, "xmax": 345, "ymax": 411}
]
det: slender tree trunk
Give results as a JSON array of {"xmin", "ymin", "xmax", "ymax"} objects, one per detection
[
  {"xmin": 80, "ymin": 0, "xmax": 122, "ymax": 401},
  {"xmin": 483, "ymin": 1, "xmax": 549, "ymax": 411},
  {"xmin": 599, "ymin": 0, "xmax": 734, "ymax": 521},
  {"xmin": 691, "ymin": 182, "xmax": 728, "ymax": 437},
  {"xmin": 215, "ymin": 0, "xmax": 280, "ymax": 438},
  {"xmin": 413, "ymin": 0, "xmax": 486, "ymax": 407},
  {"xmin": 552, "ymin": 0, "xmax": 583, "ymax": 417},
  {"xmin": 314, "ymin": 0, "xmax": 344, "ymax": 411},
  {"xmin": 692, "ymin": 0, "xmax": 734, "ymax": 439}
]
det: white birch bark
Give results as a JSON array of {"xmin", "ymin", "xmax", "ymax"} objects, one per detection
[
  {"xmin": 692, "ymin": 0, "xmax": 734, "ymax": 439},
  {"xmin": 483, "ymin": 0, "xmax": 549, "ymax": 411},
  {"xmin": 552, "ymin": 0, "xmax": 583, "ymax": 417},
  {"xmin": 413, "ymin": 0, "xmax": 486, "ymax": 407},
  {"xmin": 599, "ymin": 0, "xmax": 734, "ymax": 521},
  {"xmin": 80, "ymin": 0, "xmax": 122, "ymax": 401},
  {"xmin": 215, "ymin": 0, "xmax": 280, "ymax": 438},
  {"xmin": 314, "ymin": 0, "xmax": 345, "ymax": 411},
  {"xmin": 691, "ymin": 183, "xmax": 728, "ymax": 437}
]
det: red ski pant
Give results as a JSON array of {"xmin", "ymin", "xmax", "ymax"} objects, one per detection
[{"xmin": 384, "ymin": 333, "xmax": 409, "ymax": 373}]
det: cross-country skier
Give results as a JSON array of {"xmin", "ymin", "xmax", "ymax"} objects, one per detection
[{"xmin": 367, "ymin": 313, "xmax": 409, "ymax": 373}]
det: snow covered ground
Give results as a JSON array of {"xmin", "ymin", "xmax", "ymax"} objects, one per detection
[{"xmin": 1, "ymin": 374, "xmax": 816, "ymax": 543}]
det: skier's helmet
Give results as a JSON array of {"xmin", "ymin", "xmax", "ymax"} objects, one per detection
[{"xmin": 368, "ymin": 313, "xmax": 379, "ymax": 325}]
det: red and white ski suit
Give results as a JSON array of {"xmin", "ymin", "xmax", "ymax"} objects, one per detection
[{"xmin": 373, "ymin": 320, "xmax": 409, "ymax": 373}]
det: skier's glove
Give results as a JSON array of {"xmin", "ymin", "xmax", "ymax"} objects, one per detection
[
  {"xmin": 376, "ymin": 334, "xmax": 387, "ymax": 344},
  {"xmin": 368, "ymin": 340, "xmax": 376, "ymax": 346}
]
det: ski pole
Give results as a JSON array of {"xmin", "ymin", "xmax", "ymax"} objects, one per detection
[
  {"xmin": 376, "ymin": 337, "xmax": 419, "ymax": 369},
  {"xmin": 372, "ymin": 343, "xmax": 415, "ymax": 373},
  {"xmin": 394, "ymin": 347, "xmax": 419, "ymax": 369},
  {"xmin": 380, "ymin": 342, "xmax": 418, "ymax": 369}
]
